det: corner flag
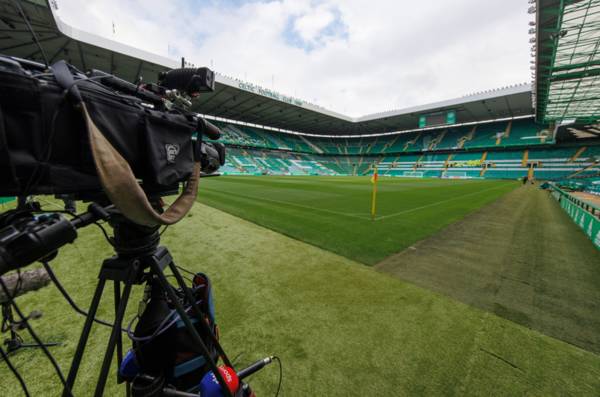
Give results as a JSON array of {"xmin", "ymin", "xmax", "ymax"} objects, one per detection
[{"xmin": 370, "ymin": 166, "xmax": 378, "ymax": 220}]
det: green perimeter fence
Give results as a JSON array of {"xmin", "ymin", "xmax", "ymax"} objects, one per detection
[
  {"xmin": 0, "ymin": 197, "xmax": 15, "ymax": 205},
  {"xmin": 549, "ymin": 184, "xmax": 600, "ymax": 249}
]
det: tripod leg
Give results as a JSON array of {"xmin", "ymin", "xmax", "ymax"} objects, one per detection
[
  {"xmin": 149, "ymin": 261, "xmax": 234, "ymax": 397},
  {"xmin": 113, "ymin": 281, "xmax": 131, "ymax": 397},
  {"xmin": 4, "ymin": 303, "xmax": 20, "ymax": 352},
  {"xmin": 114, "ymin": 281, "xmax": 123, "ymax": 365},
  {"xmin": 94, "ymin": 280, "xmax": 133, "ymax": 397},
  {"xmin": 167, "ymin": 262, "xmax": 233, "ymax": 368},
  {"xmin": 63, "ymin": 278, "xmax": 106, "ymax": 397}
]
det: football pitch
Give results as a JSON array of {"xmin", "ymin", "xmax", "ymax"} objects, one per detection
[
  {"xmin": 1, "ymin": 178, "xmax": 600, "ymax": 396},
  {"xmin": 197, "ymin": 176, "xmax": 518, "ymax": 264}
]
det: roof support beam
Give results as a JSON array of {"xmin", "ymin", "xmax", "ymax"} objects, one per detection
[
  {"xmin": 550, "ymin": 68, "xmax": 600, "ymax": 82},
  {"xmin": 0, "ymin": 33, "xmax": 60, "ymax": 51},
  {"xmin": 48, "ymin": 38, "xmax": 70, "ymax": 63}
]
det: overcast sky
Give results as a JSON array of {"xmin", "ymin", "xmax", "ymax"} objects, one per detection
[{"xmin": 55, "ymin": 0, "xmax": 533, "ymax": 117}]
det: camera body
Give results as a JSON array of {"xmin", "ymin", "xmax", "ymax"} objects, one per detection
[{"xmin": 0, "ymin": 55, "xmax": 224, "ymax": 199}]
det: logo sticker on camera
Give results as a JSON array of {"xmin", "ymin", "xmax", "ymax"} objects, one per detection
[{"xmin": 165, "ymin": 144, "xmax": 180, "ymax": 163}]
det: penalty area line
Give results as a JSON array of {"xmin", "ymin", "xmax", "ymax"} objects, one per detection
[
  {"xmin": 374, "ymin": 183, "xmax": 514, "ymax": 221},
  {"xmin": 201, "ymin": 188, "xmax": 371, "ymax": 220}
]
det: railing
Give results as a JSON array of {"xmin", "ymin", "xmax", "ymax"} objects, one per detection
[{"xmin": 548, "ymin": 183, "xmax": 600, "ymax": 249}]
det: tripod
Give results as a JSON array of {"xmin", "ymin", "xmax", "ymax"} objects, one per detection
[
  {"xmin": 62, "ymin": 214, "xmax": 234, "ymax": 397},
  {"xmin": 1, "ymin": 302, "xmax": 60, "ymax": 353}
]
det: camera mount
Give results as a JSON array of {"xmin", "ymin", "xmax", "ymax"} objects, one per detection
[{"xmin": 61, "ymin": 209, "xmax": 235, "ymax": 397}]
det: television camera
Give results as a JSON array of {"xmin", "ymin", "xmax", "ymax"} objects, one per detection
[{"xmin": 0, "ymin": 53, "xmax": 279, "ymax": 396}]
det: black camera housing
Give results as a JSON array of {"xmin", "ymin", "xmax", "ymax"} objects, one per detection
[{"xmin": 0, "ymin": 56, "xmax": 223, "ymax": 199}]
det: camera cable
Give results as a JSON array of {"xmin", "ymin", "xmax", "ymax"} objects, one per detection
[
  {"xmin": 0, "ymin": 344, "xmax": 30, "ymax": 397},
  {"xmin": 41, "ymin": 262, "xmax": 123, "ymax": 331},
  {"xmin": 0, "ymin": 277, "xmax": 74, "ymax": 396},
  {"xmin": 272, "ymin": 356, "xmax": 282, "ymax": 397}
]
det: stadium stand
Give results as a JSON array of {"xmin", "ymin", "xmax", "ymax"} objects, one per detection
[
  {"xmin": 211, "ymin": 117, "xmax": 600, "ymax": 181},
  {"xmin": 6, "ymin": 0, "xmax": 590, "ymax": 184}
]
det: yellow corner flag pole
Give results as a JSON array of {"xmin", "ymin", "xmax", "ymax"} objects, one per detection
[{"xmin": 370, "ymin": 165, "xmax": 378, "ymax": 221}]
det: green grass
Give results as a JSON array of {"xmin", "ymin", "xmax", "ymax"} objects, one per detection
[
  {"xmin": 197, "ymin": 176, "xmax": 518, "ymax": 264},
  {"xmin": 1, "ymin": 201, "xmax": 600, "ymax": 396},
  {"xmin": 377, "ymin": 185, "xmax": 600, "ymax": 354},
  {"xmin": 1, "ymin": 178, "xmax": 599, "ymax": 396}
]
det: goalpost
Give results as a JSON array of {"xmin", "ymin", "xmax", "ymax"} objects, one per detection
[
  {"xmin": 402, "ymin": 171, "xmax": 424, "ymax": 178},
  {"xmin": 443, "ymin": 171, "xmax": 468, "ymax": 179}
]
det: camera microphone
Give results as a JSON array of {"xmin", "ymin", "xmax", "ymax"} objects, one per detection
[{"xmin": 237, "ymin": 356, "xmax": 275, "ymax": 380}]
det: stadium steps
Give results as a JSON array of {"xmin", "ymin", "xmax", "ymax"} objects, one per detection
[
  {"xmin": 528, "ymin": 165, "xmax": 535, "ymax": 181},
  {"xmin": 361, "ymin": 161, "xmax": 371, "ymax": 175},
  {"xmin": 479, "ymin": 167, "xmax": 488, "ymax": 177},
  {"xmin": 383, "ymin": 135, "xmax": 400, "ymax": 153},
  {"xmin": 444, "ymin": 154, "xmax": 454, "ymax": 170},
  {"xmin": 334, "ymin": 157, "xmax": 342, "ymax": 171},
  {"xmin": 357, "ymin": 156, "xmax": 364, "ymax": 173},
  {"xmin": 366, "ymin": 137, "xmax": 377, "ymax": 154},
  {"xmin": 457, "ymin": 126, "xmax": 477, "ymax": 149},
  {"xmin": 228, "ymin": 156, "xmax": 248, "ymax": 173},
  {"xmin": 413, "ymin": 154, "xmax": 424, "ymax": 171},
  {"xmin": 300, "ymin": 135, "xmax": 324, "ymax": 154},
  {"xmin": 404, "ymin": 133, "xmax": 421, "ymax": 152},
  {"xmin": 383, "ymin": 155, "xmax": 401, "ymax": 175},
  {"xmin": 569, "ymin": 146, "xmax": 587, "ymax": 163},
  {"xmin": 522, "ymin": 149, "xmax": 529, "ymax": 167},
  {"xmin": 265, "ymin": 132, "xmax": 292, "ymax": 151},
  {"xmin": 568, "ymin": 159, "xmax": 600, "ymax": 178},
  {"xmin": 428, "ymin": 130, "xmax": 447, "ymax": 150},
  {"xmin": 496, "ymin": 120, "xmax": 512, "ymax": 145}
]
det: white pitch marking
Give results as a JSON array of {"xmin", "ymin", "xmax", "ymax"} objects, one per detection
[
  {"xmin": 202, "ymin": 188, "xmax": 371, "ymax": 220},
  {"xmin": 374, "ymin": 183, "xmax": 514, "ymax": 221}
]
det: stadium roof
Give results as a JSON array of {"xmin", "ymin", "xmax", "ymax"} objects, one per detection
[
  {"xmin": 535, "ymin": 0, "xmax": 600, "ymax": 124},
  {"xmin": 2, "ymin": 0, "xmax": 534, "ymax": 136},
  {"xmin": 195, "ymin": 77, "xmax": 532, "ymax": 136}
]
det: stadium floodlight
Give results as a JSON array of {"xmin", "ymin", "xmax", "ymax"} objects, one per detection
[{"xmin": 528, "ymin": 6, "xmax": 536, "ymax": 14}]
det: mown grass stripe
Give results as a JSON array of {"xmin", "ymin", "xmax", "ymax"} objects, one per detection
[{"xmin": 374, "ymin": 182, "xmax": 515, "ymax": 221}]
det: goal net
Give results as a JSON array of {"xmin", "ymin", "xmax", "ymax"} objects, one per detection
[
  {"xmin": 402, "ymin": 171, "xmax": 424, "ymax": 178},
  {"xmin": 443, "ymin": 171, "xmax": 468, "ymax": 179}
]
